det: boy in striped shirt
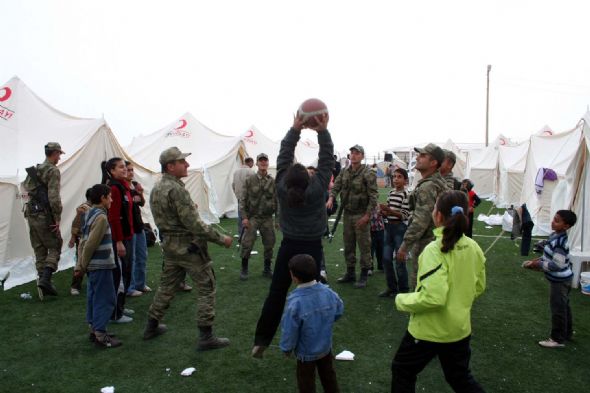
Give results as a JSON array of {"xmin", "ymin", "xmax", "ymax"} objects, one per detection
[
  {"xmin": 378, "ymin": 168, "xmax": 411, "ymax": 297},
  {"xmin": 523, "ymin": 209, "xmax": 577, "ymax": 348}
]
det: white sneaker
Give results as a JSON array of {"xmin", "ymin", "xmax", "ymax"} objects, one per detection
[
  {"xmin": 70, "ymin": 288, "xmax": 80, "ymax": 296},
  {"xmin": 112, "ymin": 315, "xmax": 133, "ymax": 324},
  {"xmin": 538, "ymin": 338, "xmax": 565, "ymax": 348},
  {"xmin": 127, "ymin": 290, "xmax": 143, "ymax": 297},
  {"xmin": 123, "ymin": 308, "xmax": 135, "ymax": 316}
]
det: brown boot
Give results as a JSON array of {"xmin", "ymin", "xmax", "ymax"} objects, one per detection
[
  {"xmin": 354, "ymin": 269, "xmax": 369, "ymax": 289},
  {"xmin": 337, "ymin": 267, "xmax": 356, "ymax": 283},
  {"xmin": 38, "ymin": 267, "xmax": 58, "ymax": 296},
  {"xmin": 197, "ymin": 326, "xmax": 229, "ymax": 351},
  {"xmin": 94, "ymin": 332, "xmax": 122, "ymax": 348},
  {"xmin": 143, "ymin": 318, "xmax": 168, "ymax": 340}
]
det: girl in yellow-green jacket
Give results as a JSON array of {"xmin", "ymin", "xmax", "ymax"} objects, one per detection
[{"xmin": 391, "ymin": 190, "xmax": 486, "ymax": 393}]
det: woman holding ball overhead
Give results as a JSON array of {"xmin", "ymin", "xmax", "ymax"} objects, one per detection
[{"xmin": 251, "ymin": 100, "xmax": 333, "ymax": 359}]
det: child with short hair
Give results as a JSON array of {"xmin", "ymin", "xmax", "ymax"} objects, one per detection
[
  {"xmin": 280, "ymin": 254, "xmax": 343, "ymax": 393},
  {"xmin": 76, "ymin": 184, "xmax": 121, "ymax": 348},
  {"xmin": 392, "ymin": 190, "xmax": 486, "ymax": 392},
  {"xmin": 523, "ymin": 209, "xmax": 577, "ymax": 348}
]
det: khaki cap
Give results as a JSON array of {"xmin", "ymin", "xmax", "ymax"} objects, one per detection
[
  {"xmin": 414, "ymin": 143, "xmax": 445, "ymax": 164},
  {"xmin": 159, "ymin": 146, "xmax": 191, "ymax": 165},
  {"xmin": 256, "ymin": 153, "xmax": 269, "ymax": 161},
  {"xmin": 45, "ymin": 142, "xmax": 65, "ymax": 154},
  {"xmin": 349, "ymin": 144, "xmax": 365, "ymax": 155}
]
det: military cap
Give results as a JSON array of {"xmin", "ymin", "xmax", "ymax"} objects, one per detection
[
  {"xmin": 45, "ymin": 142, "xmax": 65, "ymax": 154},
  {"xmin": 414, "ymin": 143, "xmax": 445, "ymax": 164},
  {"xmin": 256, "ymin": 153, "xmax": 269, "ymax": 161},
  {"xmin": 159, "ymin": 146, "xmax": 191, "ymax": 165},
  {"xmin": 443, "ymin": 149, "xmax": 457, "ymax": 164},
  {"xmin": 349, "ymin": 144, "xmax": 365, "ymax": 155}
]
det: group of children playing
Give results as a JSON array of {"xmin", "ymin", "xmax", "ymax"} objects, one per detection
[{"xmin": 76, "ymin": 174, "xmax": 578, "ymax": 391}]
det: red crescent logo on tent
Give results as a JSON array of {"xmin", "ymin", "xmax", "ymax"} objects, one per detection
[
  {"xmin": 499, "ymin": 138, "xmax": 506, "ymax": 146},
  {"xmin": 175, "ymin": 119, "xmax": 187, "ymax": 129},
  {"xmin": 542, "ymin": 130, "xmax": 553, "ymax": 136},
  {"xmin": 0, "ymin": 87, "xmax": 12, "ymax": 102},
  {"xmin": 245, "ymin": 130, "xmax": 254, "ymax": 138}
]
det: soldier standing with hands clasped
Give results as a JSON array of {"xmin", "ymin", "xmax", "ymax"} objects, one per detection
[
  {"xmin": 239, "ymin": 153, "xmax": 277, "ymax": 280},
  {"xmin": 143, "ymin": 147, "xmax": 233, "ymax": 351},
  {"xmin": 327, "ymin": 145, "xmax": 378, "ymax": 288},
  {"xmin": 22, "ymin": 142, "xmax": 65, "ymax": 300}
]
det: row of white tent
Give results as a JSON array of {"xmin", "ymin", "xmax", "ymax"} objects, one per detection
[
  {"xmin": 0, "ymin": 76, "xmax": 320, "ymax": 289},
  {"xmin": 466, "ymin": 118, "xmax": 588, "ymax": 246}
]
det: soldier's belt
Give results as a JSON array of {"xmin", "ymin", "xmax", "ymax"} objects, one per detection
[{"xmin": 161, "ymin": 232, "xmax": 192, "ymax": 238}]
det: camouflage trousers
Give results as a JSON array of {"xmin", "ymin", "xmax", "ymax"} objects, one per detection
[
  {"xmin": 343, "ymin": 212, "xmax": 372, "ymax": 270},
  {"xmin": 409, "ymin": 236, "xmax": 435, "ymax": 290},
  {"xmin": 148, "ymin": 235, "xmax": 216, "ymax": 327},
  {"xmin": 27, "ymin": 212, "xmax": 63, "ymax": 274},
  {"xmin": 240, "ymin": 216, "xmax": 275, "ymax": 261}
]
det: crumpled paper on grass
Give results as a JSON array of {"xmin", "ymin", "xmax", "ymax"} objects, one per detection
[
  {"xmin": 100, "ymin": 387, "xmax": 114, "ymax": 393},
  {"xmin": 335, "ymin": 350, "xmax": 354, "ymax": 361},
  {"xmin": 181, "ymin": 367, "xmax": 196, "ymax": 376}
]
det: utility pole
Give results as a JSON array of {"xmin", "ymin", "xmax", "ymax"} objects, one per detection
[{"xmin": 485, "ymin": 65, "xmax": 492, "ymax": 147}]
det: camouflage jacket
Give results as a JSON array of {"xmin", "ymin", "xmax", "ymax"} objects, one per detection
[
  {"xmin": 330, "ymin": 164, "xmax": 378, "ymax": 215},
  {"xmin": 239, "ymin": 171, "xmax": 277, "ymax": 219},
  {"xmin": 402, "ymin": 171, "xmax": 448, "ymax": 247},
  {"xmin": 37, "ymin": 159, "xmax": 63, "ymax": 222},
  {"xmin": 443, "ymin": 171, "xmax": 461, "ymax": 191},
  {"xmin": 71, "ymin": 201, "xmax": 91, "ymax": 238},
  {"xmin": 149, "ymin": 173, "xmax": 225, "ymax": 251}
]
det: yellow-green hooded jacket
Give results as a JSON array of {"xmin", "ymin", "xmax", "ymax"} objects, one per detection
[{"xmin": 395, "ymin": 227, "xmax": 486, "ymax": 342}]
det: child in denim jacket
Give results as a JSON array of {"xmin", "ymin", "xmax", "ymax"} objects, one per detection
[{"xmin": 280, "ymin": 254, "xmax": 344, "ymax": 392}]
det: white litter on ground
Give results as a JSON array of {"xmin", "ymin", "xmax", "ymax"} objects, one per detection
[
  {"xmin": 335, "ymin": 350, "xmax": 355, "ymax": 361},
  {"xmin": 20, "ymin": 293, "xmax": 32, "ymax": 300},
  {"xmin": 233, "ymin": 234, "xmax": 239, "ymax": 238},
  {"xmin": 100, "ymin": 387, "xmax": 114, "ymax": 393},
  {"xmin": 181, "ymin": 367, "xmax": 196, "ymax": 376},
  {"xmin": 477, "ymin": 213, "xmax": 503, "ymax": 226},
  {"xmin": 339, "ymin": 248, "xmax": 344, "ymax": 252},
  {"xmin": 328, "ymin": 218, "xmax": 336, "ymax": 222},
  {"xmin": 251, "ymin": 251, "xmax": 258, "ymax": 255},
  {"xmin": 485, "ymin": 226, "xmax": 493, "ymax": 229}
]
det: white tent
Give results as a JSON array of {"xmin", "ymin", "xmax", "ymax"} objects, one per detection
[
  {"xmin": 496, "ymin": 139, "xmax": 530, "ymax": 208},
  {"xmin": 554, "ymin": 113, "xmax": 590, "ymax": 252},
  {"xmin": 127, "ymin": 113, "xmax": 246, "ymax": 220},
  {"xmin": 519, "ymin": 125, "xmax": 582, "ymax": 235},
  {"xmin": 241, "ymin": 126, "xmax": 321, "ymax": 171},
  {"xmin": 466, "ymin": 135, "xmax": 511, "ymax": 198},
  {"xmin": 0, "ymin": 76, "xmax": 151, "ymax": 289}
]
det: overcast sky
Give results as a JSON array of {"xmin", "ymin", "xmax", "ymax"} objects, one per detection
[{"xmin": 3, "ymin": 0, "xmax": 590, "ymax": 158}]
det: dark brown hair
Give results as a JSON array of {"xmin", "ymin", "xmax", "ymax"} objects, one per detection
[
  {"xmin": 435, "ymin": 190, "xmax": 469, "ymax": 253},
  {"xmin": 288, "ymin": 254, "xmax": 317, "ymax": 283},
  {"xmin": 100, "ymin": 157, "xmax": 124, "ymax": 184},
  {"xmin": 284, "ymin": 163, "xmax": 309, "ymax": 208}
]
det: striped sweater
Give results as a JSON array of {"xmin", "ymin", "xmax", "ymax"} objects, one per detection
[
  {"xmin": 541, "ymin": 231, "xmax": 572, "ymax": 283},
  {"xmin": 385, "ymin": 189, "xmax": 410, "ymax": 225},
  {"xmin": 78, "ymin": 206, "xmax": 116, "ymax": 272}
]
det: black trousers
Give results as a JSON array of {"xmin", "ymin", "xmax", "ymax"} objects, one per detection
[
  {"xmin": 254, "ymin": 237, "xmax": 323, "ymax": 346},
  {"xmin": 111, "ymin": 239, "xmax": 133, "ymax": 320},
  {"xmin": 296, "ymin": 352, "xmax": 340, "ymax": 393},
  {"xmin": 391, "ymin": 331, "xmax": 485, "ymax": 393},
  {"xmin": 550, "ymin": 281, "xmax": 573, "ymax": 343}
]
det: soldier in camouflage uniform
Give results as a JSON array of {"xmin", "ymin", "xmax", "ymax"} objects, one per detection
[
  {"xmin": 440, "ymin": 149, "xmax": 461, "ymax": 190},
  {"xmin": 397, "ymin": 143, "xmax": 448, "ymax": 290},
  {"xmin": 239, "ymin": 153, "xmax": 277, "ymax": 280},
  {"xmin": 143, "ymin": 146, "xmax": 233, "ymax": 351},
  {"xmin": 327, "ymin": 145, "xmax": 378, "ymax": 288},
  {"xmin": 23, "ymin": 142, "xmax": 65, "ymax": 299}
]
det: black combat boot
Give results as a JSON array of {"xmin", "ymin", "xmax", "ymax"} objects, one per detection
[
  {"xmin": 143, "ymin": 318, "xmax": 168, "ymax": 340},
  {"xmin": 197, "ymin": 326, "xmax": 230, "ymax": 351},
  {"xmin": 240, "ymin": 258, "xmax": 249, "ymax": 280},
  {"xmin": 354, "ymin": 268, "xmax": 369, "ymax": 289},
  {"xmin": 38, "ymin": 267, "xmax": 58, "ymax": 296},
  {"xmin": 262, "ymin": 259, "xmax": 273, "ymax": 278},
  {"xmin": 337, "ymin": 267, "xmax": 356, "ymax": 283}
]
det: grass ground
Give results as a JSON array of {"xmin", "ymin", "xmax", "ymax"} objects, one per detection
[{"xmin": 0, "ymin": 198, "xmax": 588, "ymax": 392}]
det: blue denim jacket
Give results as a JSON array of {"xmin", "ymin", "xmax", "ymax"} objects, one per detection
[{"xmin": 279, "ymin": 282, "xmax": 344, "ymax": 361}]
